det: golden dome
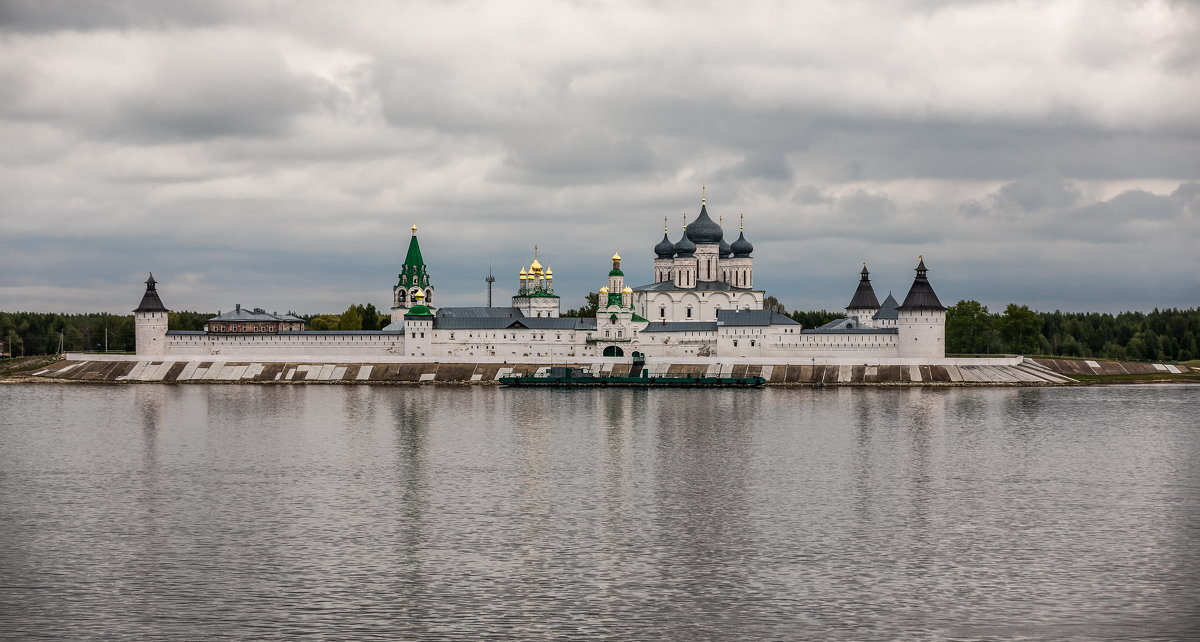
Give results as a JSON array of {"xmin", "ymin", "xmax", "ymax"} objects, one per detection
[
  {"xmin": 519, "ymin": 267, "xmax": 527, "ymax": 275},
  {"xmin": 414, "ymin": 290, "xmax": 424, "ymax": 300},
  {"xmin": 611, "ymin": 252, "xmax": 621, "ymax": 261},
  {"xmin": 530, "ymin": 258, "xmax": 542, "ymax": 272},
  {"xmin": 545, "ymin": 268, "xmax": 553, "ymax": 276},
  {"xmin": 520, "ymin": 274, "xmax": 527, "ymax": 280},
  {"xmin": 599, "ymin": 287, "xmax": 609, "ymax": 293},
  {"xmin": 622, "ymin": 286, "xmax": 632, "ymax": 293}
]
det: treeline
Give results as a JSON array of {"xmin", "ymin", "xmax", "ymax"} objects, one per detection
[
  {"xmin": 945, "ymin": 302, "xmax": 1199, "ymax": 361},
  {"xmin": 0, "ymin": 311, "xmax": 211, "ymax": 355},
  {"xmin": 304, "ymin": 304, "xmax": 390, "ymax": 331},
  {"xmin": 4, "ymin": 302, "xmax": 1197, "ymax": 362}
]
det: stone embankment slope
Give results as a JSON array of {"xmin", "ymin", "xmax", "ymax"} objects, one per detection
[
  {"xmin": 1032, "ymin": 358, "xmax": 1200, "ymax": 384},
  {"xmin": 13, "ymin": 357, "xmax": 1107, "ymax": 385}
]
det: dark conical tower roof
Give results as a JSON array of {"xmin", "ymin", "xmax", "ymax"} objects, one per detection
[
  {"xmin": 685, "ymin": 203, "xmax": 724, "ymax": 244},
  {"xmin": 134, "ymin": 273, "xmax": 169, "ymax": 313},
  {"xmin": 897, "ymin": 257, "xmax": 946, "ymax": 311},
  {"xmin": 874, "ymin": 292, "xmax": 900, "ymax": 320},
  {"xmin": 846, "ymin": 264, "xmax": 880, "ymax": 309}
]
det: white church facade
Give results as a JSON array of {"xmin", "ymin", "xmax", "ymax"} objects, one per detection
[{"xmin": 134, "ymin": 198, "xmax": 946, "ymax": 362}]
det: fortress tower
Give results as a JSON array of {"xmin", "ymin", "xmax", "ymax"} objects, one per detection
[
  {"xmin": 896, "ymin": 257, "xmax": 947, "ymax": 358},
  {"xmin": 134, "ymin": 273, "xmax": 169, "ymax": 356}
]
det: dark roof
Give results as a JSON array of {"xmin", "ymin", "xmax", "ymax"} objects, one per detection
[
  {"xmin": 846, "ymin": 265, "xmax": 880, "ymax": 310},
  {"xmin": 897, "ymin": 258, "xmax": 946, "ymax": 311},
  {"xmin": 282, "ymin": 330, "xmax": 403, "ymax": 335},
  {"xmin": 166, "ymin": 329, "xmax": 404, "ymax": 336},
  {"xmin": 641, "ymin": 321, "xmax": 718, "ymax": 333},
  {"xmin": 716, "ymin": 309, "xmax": 800, "ymax": 326},
  {"xmin": 208, "ymin": 305, "xmax": 298, "ymax": 323},
  {"xmin": 730, "ymin": 230, "xmax": 753, "ymax": 257},
  {"xmin": 815, "ymin": 317, "xmax": 861, "ymax": 330},
  {"xmin": 719, "ymin": 235, "xmax": 732, "ymax": 257},
  {"xmin": 432, "ymin": 316, "xmax": 596, "ymax": 331},
  {"xmin": 873, "ymin": 293, "xmax": 899, "ymax": 320},
  {"xmin": 803, "ymin": 326, "xmax": 899, "ymax": 335},
  {"xmin": 685, "ymin": 203, "xmax": 724, "ymax": 244},
  {"xmin": 632, "ymin": 280, "xmax": 754, "ymax": 292},
  {"xmin": 804, "ymin": 318, "xmax": 898, "ymax": 334},
  {"xmin": 654, "ymin": 232, "xmax": 676, "ymax": 258},
  {"xmin": 673, "ymin": 230, "xmax": 696, "ymax": 257},
  {"xmin": 133, "ymin": 273, "xmax": 169, "ymax": 313},
  {"xmin": 437, "ymin": 307, "xmax": 523, "ymax": 318}
]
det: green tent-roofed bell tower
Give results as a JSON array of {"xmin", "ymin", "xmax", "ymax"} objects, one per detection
[{"xmin": 391, "ymin": 223, "xmax": 434, "ymax": 323}]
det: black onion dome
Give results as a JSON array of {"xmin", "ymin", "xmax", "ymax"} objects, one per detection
[
  {"xmin": 654, "ymin": 232, "xmax": 676, "ymax": 258},
  {"xmin": 719, "ymin": 235, "xmax": 732, "ymax": 257},
  {"xmin": 730, "ymin": 230, "xmax": 753, "ymax": 257},
  {"xmin": 674, "ymin": 231, "xmax": 696, "ymax": 258},
  {"xmin": 685, "ymin": 204, "xmax": 724, "ymax": 244}
]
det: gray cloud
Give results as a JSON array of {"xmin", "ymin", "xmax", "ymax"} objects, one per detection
[
  {"xmin": 0, "ymin": 0, "xmax": 240, "ymax": 33},
  {"xmin": 1, "ymin": 0, "xmax": 1197, "ymax": 315}
]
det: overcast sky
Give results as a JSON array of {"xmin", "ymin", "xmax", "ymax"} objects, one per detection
[{"xmin": 1, "ymin": 0, "xmax": 1197, "ymax": 316}]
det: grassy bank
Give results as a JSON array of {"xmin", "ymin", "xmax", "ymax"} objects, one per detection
[{"xmin": 0, "ymin": 355, "xmax": 63, "ymax": 378}]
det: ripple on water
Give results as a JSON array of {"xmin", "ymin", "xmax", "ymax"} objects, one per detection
[{"xmin": 0, "ymin": 384, "xmax": 1197, "ymax": 640}]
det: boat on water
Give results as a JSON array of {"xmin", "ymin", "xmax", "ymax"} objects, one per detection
[{"xmin": 499, "ymin": 365, "xmax": 766, "ymax": 387}]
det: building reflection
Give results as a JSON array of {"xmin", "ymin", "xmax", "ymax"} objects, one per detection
[{"xmin": 651, "ymin": 390, "xmax": 757, "ymax": 623}]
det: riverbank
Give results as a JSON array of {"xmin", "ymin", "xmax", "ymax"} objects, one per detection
[{"xmin": 5, "ymin": 355, "xmax": 1196, "ymax": 386}]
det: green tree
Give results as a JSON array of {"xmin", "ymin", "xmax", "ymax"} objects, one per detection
[
  {"xmin": 763, "ymin": 296, "xmax": 787, "ymax": 314},
  {"xmin": 339, "ymin": 305, "xmax": 364, "ymax": 331},
  {"xmin": 946, "ymin": 300, "xmax": 993, "ymax": 353},
  {"xmin": 4, "ymin": 329, "xmax": 22, "ymax": 356},
  {"xmin": 1001, "ymin": 304, "xmax": 1041, "ymax": 354},
  {"xmin": 789, "ymin": 309, "xmax": 842, "ymax": 329},
  {"xmin": 308, "ymin": 315, "xmax": 341, "ymax": 331},
  {"xmin": 563, "ymin": 292, "xmax": 600, "ymax": 317}
]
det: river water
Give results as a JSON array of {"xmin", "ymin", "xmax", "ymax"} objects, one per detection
[{"xmin": 1, "ymin": 384, "xmax": 1197, "ymax": 640}]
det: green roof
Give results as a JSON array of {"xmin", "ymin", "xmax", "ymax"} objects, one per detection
[
  {"xmin": 528, "ymin": 291, "xmax": 560, "ymax": 298},
  {"xmin": 632, "ymin": 313, "xmax": 648, "ymax": 322},
  {"xmin": 608, "ymin": 268, "xmax": 624, "ymax": 277},
  {"xmin": 406, "ymin": 304, "xmax": 432, "ymax": 316},
  {"xmin": 404, "ymin": 234, "xmax": 424, "ymax": 268}
]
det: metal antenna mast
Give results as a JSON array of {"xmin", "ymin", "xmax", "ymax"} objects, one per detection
[{"xmin": 485, "ymin": 266, "xmax": 496, "ymax": 307}]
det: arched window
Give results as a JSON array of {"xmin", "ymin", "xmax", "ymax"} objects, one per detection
[
  {"xmin": 397, "ymin": 290, "xmax": 406, "ymax": 304},
  {"xmin": 659, "ymin": 306, "xmax": 666, "ymax": 318},
  {"xmin": 686, "ymin": 307, "xmax": 692, "ymax": 319},
  {"xmin": 425, "ymin": 289, "xmax": 433, "ymax": 304}
]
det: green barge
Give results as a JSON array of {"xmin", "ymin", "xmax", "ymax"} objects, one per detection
[{"xmin": 499, "ymin": 365, "xmax": 765, "ymax": 388}]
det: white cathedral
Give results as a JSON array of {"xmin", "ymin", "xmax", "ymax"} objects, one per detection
[{"xmin": 135, "ymin": 196, "xmax": 947, "ymax": 362}]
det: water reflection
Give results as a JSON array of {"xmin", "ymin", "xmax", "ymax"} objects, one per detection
[{"xmin": 1, "ymin": 384, "xmax": 1198, "ymax": 639}]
